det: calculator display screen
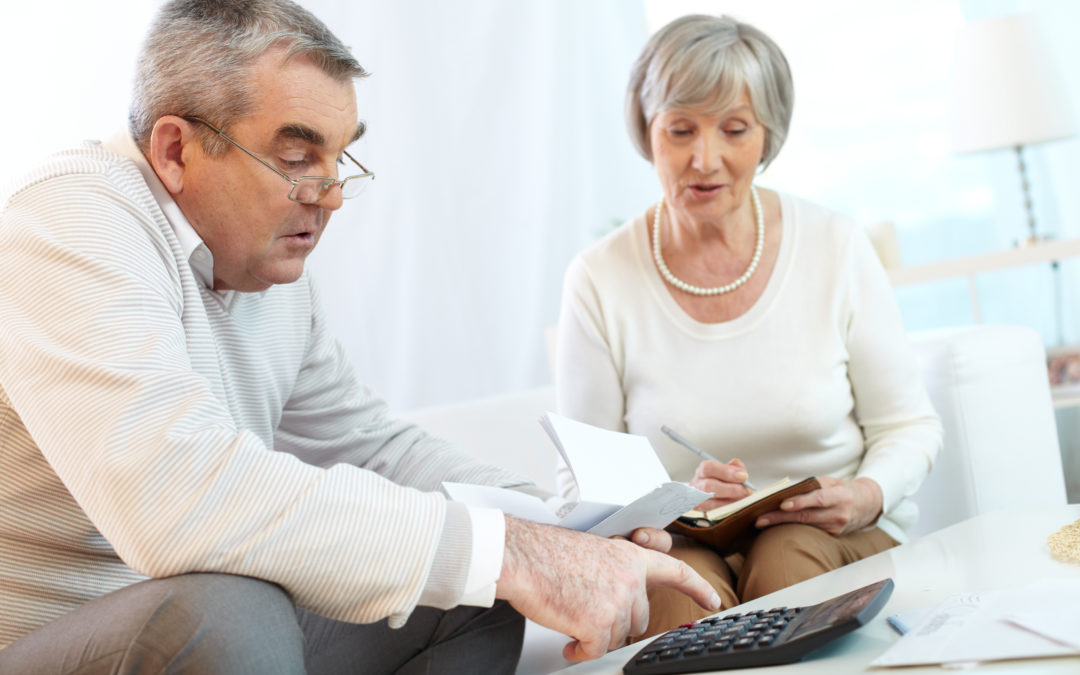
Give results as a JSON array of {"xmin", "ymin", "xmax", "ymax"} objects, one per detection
[{"xmin": 792, "ymin": 585, "xmax": 877, "ymax": 636}]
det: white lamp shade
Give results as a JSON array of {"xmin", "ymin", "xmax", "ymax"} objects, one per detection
[{"xmin": 950, "ymin": 14, "xmax": 1076, "ymax": 154}]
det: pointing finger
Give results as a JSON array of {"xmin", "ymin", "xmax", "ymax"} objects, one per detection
[{"xmin": 645, "ymin": 551, "xmax": 721, "ymax": 613}]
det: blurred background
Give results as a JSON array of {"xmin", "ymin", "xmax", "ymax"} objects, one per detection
[{"xmin": 3, "ymin": 1, "xmax": 1078, "ymax": 485}]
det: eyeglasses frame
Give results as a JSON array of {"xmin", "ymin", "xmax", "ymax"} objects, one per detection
[{"xmin": 182, "ymin": 115, "xmax": 374, "ymax": 204}]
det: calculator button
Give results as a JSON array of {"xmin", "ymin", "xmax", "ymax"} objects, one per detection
[
  {"xmin": 658, "ymin": 648, "xmax": 680, "ymax": 660},
  {"xmin": 733, "ymin": 637, "xmax": 756, "ymax": 649},
  {"xmin": 708, "ymin": 639, "xmax": 732, "ymax": 652}
]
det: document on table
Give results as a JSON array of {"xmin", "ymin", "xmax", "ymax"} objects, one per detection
[
  {"xmin": 444, "ymin": 412, "xmax": 709, "ymax": 538},
  {"xmin": 872, "ymin": 579, "xmax": 1080, "ymax": 667}
]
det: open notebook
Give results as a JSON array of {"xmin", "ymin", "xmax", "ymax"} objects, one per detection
[{"xmin": 669, "ymin": 476, "xmax": 821, "ymax": 551}]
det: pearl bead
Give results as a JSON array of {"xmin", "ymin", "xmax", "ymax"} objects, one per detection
[{"xmin": 652, "ymin": 185, "xmax": 764, "ymax": 296}]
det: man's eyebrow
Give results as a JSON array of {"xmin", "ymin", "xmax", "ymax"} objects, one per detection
[
  {"xmin": 274, "ymin": 123, "xmax": 366, "ymax": 148},
  {"xmin": 275, "ymin": 123, "xmax": 325, "ymax": 146}
]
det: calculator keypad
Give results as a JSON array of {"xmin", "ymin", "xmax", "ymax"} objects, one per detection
[
  {"xmin": 633, "ymin": 607, "xmax": 803, "ymax": 667},
  {"xmin": 625, "ymin": 578, "xmax": 895, "ymax": 675}
]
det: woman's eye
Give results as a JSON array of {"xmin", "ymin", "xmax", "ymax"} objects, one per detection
[
  {"xmin": 670, "ymin": 128, "xmax": 693, "ymax": 137},
  {"xmin": 725, "ymin": 126, "xmax": 748, "ymax": 136}
]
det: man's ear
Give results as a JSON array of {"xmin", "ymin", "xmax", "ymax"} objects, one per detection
[{"xmin": 148, "ymin": 116, "xmax": 196, "ymax": 195}]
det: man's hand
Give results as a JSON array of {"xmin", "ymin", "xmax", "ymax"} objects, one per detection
[
  {"xmin": 496, "ymin": 517, "xmax": 721, "ymax": 662},
  {"xmin": 754, "ymin": 476, "xmax": 883, "ymax": 536}
]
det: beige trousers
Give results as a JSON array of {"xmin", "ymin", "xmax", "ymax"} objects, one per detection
[{"xmin": 640, "ymin": 523, "xmax": 897, "ymax": 639}]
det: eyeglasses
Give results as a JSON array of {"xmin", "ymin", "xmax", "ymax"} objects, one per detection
[{"xmin": 184, "ymin": 116, "xmax": 374, "ymax": 204}]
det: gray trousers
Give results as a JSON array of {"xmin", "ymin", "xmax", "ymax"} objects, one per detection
[{"xmin": 0, "ymin": 573, "xmax": 524, "ymax": 674}]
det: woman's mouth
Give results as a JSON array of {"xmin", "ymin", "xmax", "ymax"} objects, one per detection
[{"xmin": 689, "ymin": 183, "xmax": 724, "ymax": 197}]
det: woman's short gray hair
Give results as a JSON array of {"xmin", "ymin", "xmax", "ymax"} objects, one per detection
[
  {"xmin": 625, "ymin": 14, "xmax": 793, "ymax": 168},
  {"xmin": 129, "ymin": 0, "xmax": 367, "ymax": 156}
]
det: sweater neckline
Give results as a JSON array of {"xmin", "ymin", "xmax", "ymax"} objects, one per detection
[{"xmin": 633, "ymin": 190, "xmax": 797, "ymax": 339}]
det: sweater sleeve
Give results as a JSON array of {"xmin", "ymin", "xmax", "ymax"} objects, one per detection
[
  {"xmin": 843, "ymin": 228, "xmax": 944, "ymax": 517},
  {"xmin": 272, "ymin": 283, "xmax": 532, "ymax": 612},
  {"xmin": 553, "ymin": 254, "xmax": 629, "ymax": 499}
]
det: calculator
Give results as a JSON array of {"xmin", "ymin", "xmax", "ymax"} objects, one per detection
[{"xmin": 625, "ymin": 578, "xmax": 894, "ymax": 674}]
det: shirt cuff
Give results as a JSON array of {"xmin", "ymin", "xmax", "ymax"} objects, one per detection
[
  {"xmin": 419, "ymin": 501, "xmax": 502, "ymax": 609},
  {"xmin": 459, "ymin": 506, "xmax": 505, "ymax": 606}
]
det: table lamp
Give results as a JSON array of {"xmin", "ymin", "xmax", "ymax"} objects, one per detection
[{"xmin": 949, "ymin": 14, "xmax": 1076, "ymax": 245}]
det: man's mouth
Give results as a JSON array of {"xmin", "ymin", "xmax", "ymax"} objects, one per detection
[{"xmin": 282, "ymin": 230, "xmax": 317, "ymax": 246}]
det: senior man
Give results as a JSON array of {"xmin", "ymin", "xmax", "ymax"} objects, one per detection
[{"xmin": 0, "ymin": 1, "xmax": 719, "ymax": 673}]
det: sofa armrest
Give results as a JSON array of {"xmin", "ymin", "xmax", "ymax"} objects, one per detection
[
  {"xmin": 908, "ymin": 325, "xmax": 1066, "ymax": 538},
  {"xmin": 401, "ymin": 385, "xmax": 559, "ymax": 494}
]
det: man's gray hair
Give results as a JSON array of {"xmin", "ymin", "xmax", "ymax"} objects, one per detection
[
  {"xmin": 129, "ymin": 0, "xmax": 367, "ymax": 155},
  {"xmin": 625, "ymin": 14, "xmax": 794, "ymax": 168}
]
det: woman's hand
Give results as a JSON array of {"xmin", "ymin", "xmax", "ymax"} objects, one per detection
[
  {"xmin": 754, "ymin": 476, "xmax": 883, "ymax": 536},
  {"xmin": 688, "ymin": 458, "xmax": 753, "ymax": 511}
]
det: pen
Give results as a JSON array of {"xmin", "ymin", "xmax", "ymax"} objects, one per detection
[{"xmin": 661, "ymin": 425, "xmax": 757, "ymax": 491}]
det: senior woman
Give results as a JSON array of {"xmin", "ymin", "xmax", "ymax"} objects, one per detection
[{"xmin": 554, "ymin": 14, "xmax": 942, "ymax": 639}]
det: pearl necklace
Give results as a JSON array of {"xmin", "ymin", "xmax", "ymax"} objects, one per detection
[{"xmin": 652, "ymin": 185, "xmax": 764, "ymax": 296}]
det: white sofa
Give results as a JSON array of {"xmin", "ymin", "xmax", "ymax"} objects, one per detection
[{"xmin": 403, "ymin": 324, "xmax": 1068, "ymax": 674}]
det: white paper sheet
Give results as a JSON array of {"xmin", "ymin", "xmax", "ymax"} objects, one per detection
[
  {"xmin": 539, "ymin": 412, "xmax": 671, "ymax": 505},
  {"xmin": 444, "ymin": 413, "xmax": 708, "ymax": 539},
  {"xmin": 1007, "ymin": 611, "xmax": 1080, "ymax": 650},
  {"xmin": 583, "ymin": 482, "xmax": 710, "ymax": 538},
  {"xmin": 442, "ymin": 483, "xmax": 559, "ymax": 525},
  {"xmin": 443, "ymin": 481, "xmax": 708, "ymax": 539},
  {"xmin": 872, "ymin": 580, "xmax": 1080, "ymax": 667}
]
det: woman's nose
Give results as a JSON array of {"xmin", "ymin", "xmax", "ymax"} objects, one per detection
[{"xmin": 691, "ymin": 130, "xmax": 721, "ymax": 173}]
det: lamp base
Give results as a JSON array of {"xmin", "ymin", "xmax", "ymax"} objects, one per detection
[
  {"xmin": 1016, "ymin": 233, "xmax": 1052, "ymax": 248},
  {"xmin": 1015, "ymin": 145, "xmax": 1040, "ymax": 248}
]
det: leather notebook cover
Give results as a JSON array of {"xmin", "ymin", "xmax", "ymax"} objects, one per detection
[{"xmin": 667, "ymin": 477, "xmax": 821, "ymax": 551}]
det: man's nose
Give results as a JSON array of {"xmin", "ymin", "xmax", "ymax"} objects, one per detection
[{"xmin": 315, "ymin": 182, "xmax": 345, "ymax": 211}]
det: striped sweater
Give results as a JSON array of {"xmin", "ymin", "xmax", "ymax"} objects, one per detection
[{"xmin": 0, "ymin": 139, "xmax": 525, "ymax": 647}]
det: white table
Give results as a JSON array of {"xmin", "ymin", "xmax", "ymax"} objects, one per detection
[{"xmin": 546, "ymin": 505, "xmax": 1080, "ymax": 674}]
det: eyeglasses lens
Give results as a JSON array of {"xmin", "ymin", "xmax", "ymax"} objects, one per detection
[{"xmin": 290, "ymin": 176, "xmax": 370, "ymax": 204}]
